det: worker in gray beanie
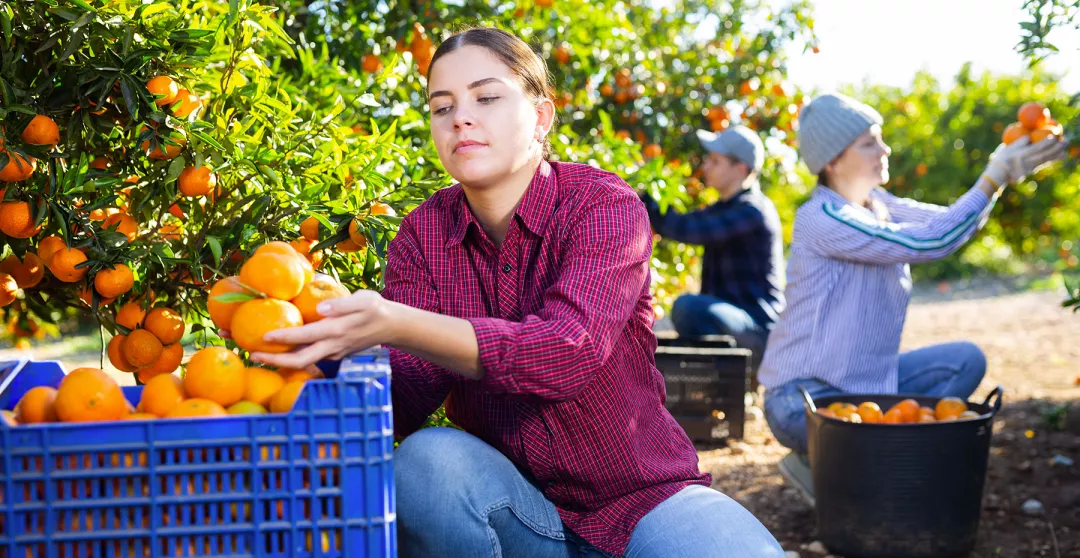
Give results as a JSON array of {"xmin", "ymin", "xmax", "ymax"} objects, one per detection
[
  {"xmin": 757, "ymin": 92, "xmax": 1069, "ymax": 507},
  {"xmin": 640, "ymin": 125, "xmax": 785, "ymax": 369}
]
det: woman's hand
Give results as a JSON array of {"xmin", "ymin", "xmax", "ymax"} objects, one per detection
[
  {"xmin": 983, "ymin": 135, "xmax": 1069, "ymax": 187},
  {"xmin": 247, "ymin": 290, "xmax": 398, "ymax": 370}
]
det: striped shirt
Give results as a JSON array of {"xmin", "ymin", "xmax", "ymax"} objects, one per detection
[
  {"xmin": 757, "ymin": 183, "xmax": 997, "ymax": 394},
  {"xmin": 384, "ymin": 160, "xmax": 710, "ymax": 556},
  {"xmin": 642, "ymin": 187, "xmax": 786, "ymax": 328}
]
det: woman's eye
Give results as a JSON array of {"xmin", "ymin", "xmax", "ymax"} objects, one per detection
[
  {"xmin": 478, "ymin": 96, "xmax": 499, "ymax": 104},
  {"xmin": 432, "ymin": 105, "xmax": 451, "ymax": 115}
]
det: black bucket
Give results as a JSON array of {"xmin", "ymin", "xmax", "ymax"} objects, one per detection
[{"xmin": 801, "ymin": 387, "xmax": 1004, "ymax": 558}]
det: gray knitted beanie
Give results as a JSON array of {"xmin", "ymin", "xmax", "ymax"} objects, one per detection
[{"xmin": 797, "ymin": 93, "xmax": 884, "ymax": 175}]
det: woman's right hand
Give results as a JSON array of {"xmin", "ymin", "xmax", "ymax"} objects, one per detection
[{"xmin": 983, "ymin": 135, "xmax": 1069, "ymax": 187}]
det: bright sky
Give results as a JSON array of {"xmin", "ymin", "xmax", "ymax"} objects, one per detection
[{"xmin": 785, "ymin": 0, "xmax": 1080, "ymax": 94}]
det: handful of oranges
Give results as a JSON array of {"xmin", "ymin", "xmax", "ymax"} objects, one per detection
[
  {"xmin": 208, "ymin": 240, "xmax": 350, "ymax": 354},
  {"xmin": 2, "ymin": 347, "xmax": 323, "ymax": 427},
  {"xmin": 818, "ymin": 396, "xmax": 981, "ymax": 424},
  {"xmin": 1002, "ymin": 102, "xmax": 1064, "ymax": 146}
]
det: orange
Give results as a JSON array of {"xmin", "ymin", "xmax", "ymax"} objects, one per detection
[
  {"xmin": 817, "ymin": 408, "xmax": 837, "ymax": 419},
  {"xmin": 934, "ymin": 396, "xmax": 968, "ymax": 421},
  {"xmin": 348, "ymin": 217, "xmax": 367, "ymax": 247},
  {"xmin": 107, "ymin": 334, "xmax": 138, "ymax": 373},
  {"xmin": 239, "ymin": 252, "xmax": 306, "ymax": 300},
  {"xmin": 289, "ymin": 238, "xmax": 324, "ymax": 269},
  {"xmin": 290, "ymin": 276, "xmax": 350, "ymax": 323},
  {"xmin": 1030, "ymin": 123, "xmax": 1062, "ymax": 144},
  {"xmin": 254, "ymin": 241, "xmax": 315, "ymax": 285},
  {"xmin": 230, "ymin": 298, "xmax": 303, "ymax": 353},
  {"xmin": 1018, "ymin": 102, "xmax": 1050, "ymax": 129},
  {"xmin": 1002, "ymin": 122, "xmax": 1029, "ymax": 145},
  {"xmin": 643, "ymin": 144, "xmax": 662, "ymax": 158},
  {"xmin": 369, "ymin": 202, "xmax": 395, "ymax": 216},
  {"xmin": 919, "ymin": 411, "xmax": 937, "ymax": 423},
  {"xmin": 138, "ymin": 374, "xmax": 186, "ymax": 417},
  {"xmin": 0, "ymin": 253, "xmax": 44, "ymax": 288},
  {"xmin": 208, "ymin": 276, "xmax": 251, "ymax": 330},
  {"xmin": 146, "ymin": 76, "xmax": 179, "ymax": 106},
  {"xmin": 50, "ymin": 247, "xmax": 88, "ymax": 282},
  {"xmin": 300, "ymin": 216, "xmax": 321, "ymax": 240},
  {"xmin": 136, "ymin": 343, "xmax": 184, "ymax": 382},
  {"xmin": 168, "ymin": 203, "xmax": 186, "ymax": 220},
  {"xmin": 102, "ymin": 212, "xmax": 138, "ymax": 243},
  {"xmin": 958, "ymin": 410, "xmax": 980, "ymax": 419},
  {"xmin": 138, "ymin": 125, "xmax": 186, "ymax": 160},
  {"xmin": 183, "ymin": 347, "xmax": 246, "ymax": 407},
  {"xmin": 270, "ymin": 381, "xmax": 306, "ymax": 413},
  {"xmin": 94, "ymin": 264, "xmax": 135, "ymax": 298},
  {"xmin": 279, "ymin": 368, "xmax": 324, "ymax": 383},
  {"xmin": 115, "ymin": 301, "xmax": 147, "ymax": 330},
  {"xmin": 37, "ymin": 235, "xmax": 65, "ymax": 266},
  {"xmin": 15, "ymin": 386, "xmax": 58, "ymax": 424},
  {"xmin": 244, "ymin": 367, "xmax": 286, "ymax": 407},
  {"xmin": 165, "ymin": 398, "xmax": 228, "ymax": 418},
  {"xmin": 0, "ymin": 151, "xmax": 35, "ymax": 182},
  {"xmin": 227, "ymin": 401, "xmax": 268, "ymax": 415},
  {"xmin": 361, "ymin": 54, "xmax": 383, "ymax": 73},
  {"xmin": 882, "ymin": 408, "xmax": 904, "ymax": 424},
  {"xmin": 122, "ymin": 329, "xmax": 164, "ymax": 368},
  {"xmin": 552, "ymin": 45, "xmax": 570, "ymax": 64},
  {"xmin": 170, "ymin": 89, "xmax": 202, "ymax": 118},
  {"xmin": 124, "ymin": 413, "xmax": 157, "ymax": 420},
  {"xmin": 888, "ymin": 398, "xmax": 921, "ymax": 423},
  {"xmin": 856, "ymin": 401, "xmax": 884, "ymax": 424},
  {"xmin": 20, "ymin": 115, "xmax": 60, "ymax": 146},
  {"xmin": 178, "ymin": 165, "xmax": 216, "ymax": 197},
  {"xmin": 0, "ymin": 273, "xmax": 16, "ymax": 307},
  {"xmin": 89, "ymin": 157, "xmax": 111, "ymax": 170},
  {"xmin": 144, "ymin": 307, "xmax": 185, "ymax": 345},
  {"xmin": 827, "ymin": 402, "xmax": 857, "ymax": 415},
  {"xmin": 336, "ymin": 237, "xmax": 365, "ymax": 252},
  {"xmin": 54, "ymin": 367, "xmax": 128, "ymax": 422},
  {"xmin": 0, "ymin": 201, "xmax": 40, "ymax": 238}
]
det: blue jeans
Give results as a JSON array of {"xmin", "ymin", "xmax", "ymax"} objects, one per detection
[
  {"xmin": 670, "ymin": 294, "xmax": 768, "ymax": 356},
  {"xmin": 395, "ymin": 427, "xmax": 785, "ymax": 557},
  {"xmin": 762, "ymin": 341, "xmax": 987, "ymax": 454}
]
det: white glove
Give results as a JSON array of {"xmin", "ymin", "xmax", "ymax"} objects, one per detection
[{"xmin": 983, "ymin": 135, "xmax": 1069, "ymax": 186}]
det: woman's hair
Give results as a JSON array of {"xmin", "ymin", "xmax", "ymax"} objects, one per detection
[{"xmin": 427, "ymin": 27, "xmax": 557, "ymax": 159}]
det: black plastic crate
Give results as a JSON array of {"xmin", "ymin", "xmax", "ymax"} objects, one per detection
[
  {"xmin": 654, "ymin": 345, "xmax": 751, "ymax": 445},
  {"xmin": 655, "ymin": 332, "xmax": 737, "ymax": 349}
]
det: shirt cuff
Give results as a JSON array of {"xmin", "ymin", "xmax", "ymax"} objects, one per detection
[{"xmin": 467, "ymin": 317, "xmax": 520, "ymax": 392}]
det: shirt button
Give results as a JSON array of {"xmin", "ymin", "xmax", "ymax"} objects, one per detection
[{"xmin": 502, "ymin": 264, "xmax": 513, "ymax": 273}]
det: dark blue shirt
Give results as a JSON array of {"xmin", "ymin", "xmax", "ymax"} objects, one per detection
[{"xmin": 642, "ymin": 187, "xmax": 785, "ymax": 329}]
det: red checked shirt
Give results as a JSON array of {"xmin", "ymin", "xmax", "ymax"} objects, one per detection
[{"xmin": 383, "ymin": 160, "xmax": 711, "ymax": 556}]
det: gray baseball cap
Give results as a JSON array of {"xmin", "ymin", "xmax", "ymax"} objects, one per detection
[{"xmin": 695, "ymin": 125, "xmax": 764, "ymax": 172}]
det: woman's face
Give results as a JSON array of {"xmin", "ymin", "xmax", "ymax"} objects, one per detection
[
  {"xmin": 427, "ymin": 45, "xmax": 553, "ymax": 189},
  {"xmin": 827, "ymin": 125, "xmax": 892, "ymax": 188}
]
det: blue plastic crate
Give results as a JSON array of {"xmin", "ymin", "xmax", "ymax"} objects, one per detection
[{"xmin": 0, "ymin": 350, "xmax": 396, "ymax": 558}]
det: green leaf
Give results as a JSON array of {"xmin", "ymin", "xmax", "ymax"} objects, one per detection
[
  {"xmin": 165, "ymin": 157, "xmax": 186, "ymax": 183},
  {"xmin": 212, "ymin": 292, "xmax": 259, "ymax": 304},
  {"xmin": 191, "ymin": 130, "xmax": 225, "ymax": 151},
  {"xmin": 68, "ymin": 0, "xmax": 96, "ymax": 11},
  {"xmin": 5, "ymin": 105, "xmax": 37, "ymax": 116},
  {"xmin": 207, "ymin": 236, "xmax": 222, "ymax": 266}
]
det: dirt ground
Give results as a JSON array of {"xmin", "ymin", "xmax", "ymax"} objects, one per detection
[{"xmin": 700, "ymin": 286, "xmax": 1080, "ymax": 558}]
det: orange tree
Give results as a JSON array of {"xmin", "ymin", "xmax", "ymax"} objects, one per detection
[
  {"xmin": 1, "ymin": 0, "xmax": 819, "ymax": 357},
  {"xmin": 271, "ymin": 0, "xmax": 818, "ymax": 318}
]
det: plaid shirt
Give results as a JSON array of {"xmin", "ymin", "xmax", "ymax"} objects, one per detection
[
  {"xmin": 384, "ymin": 160, "xmax": 710, "ymax": 556},
  {"xmin": 643, "ymin": 187, "xmax": 786, "ymax": 328}
]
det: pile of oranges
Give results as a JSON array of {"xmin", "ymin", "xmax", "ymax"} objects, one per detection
[
  {"xmin": 208, "ymin": 240, "xmax": 350, "ymax": 353},
  {"xmin": 1002, "ymin": 102, "xmax": 1064, "ymax": 146},
  {"xmin": 818, "ymin": 396, "xmax": 980, "ymax": 424},
  {"xmin": 2, "ymin": 347, "xmax": 321, "ymax": 427},
  {"xmin": 107, "ymin": 303, "xmax": 186, "ymax": 384}
]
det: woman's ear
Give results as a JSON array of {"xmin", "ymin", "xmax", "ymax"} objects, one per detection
[{"xmin": 535, "ymin": 97, "xmax": 556, "ymax": 137}]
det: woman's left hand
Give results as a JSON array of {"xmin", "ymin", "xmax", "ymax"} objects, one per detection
[{"xmin": 249, "ymin": 289, "xmax": 397, "ymax": 369}]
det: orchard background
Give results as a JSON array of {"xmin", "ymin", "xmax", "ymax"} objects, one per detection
[{"xmin": 0, "ymin": 0, "xmax": 1078, "ymax": 352}]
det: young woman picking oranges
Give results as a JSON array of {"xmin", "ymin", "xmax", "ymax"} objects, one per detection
[
  {"xmin": 757, "ymin": 92, "xmax": 1069, "ymax": 505},
  {"xmin": 248, "ymin": 27, "xmax": 785, "ymax": 558}
]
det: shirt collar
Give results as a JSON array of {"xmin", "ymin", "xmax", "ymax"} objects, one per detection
[
  {"xmin": 446, "ymin": 160, "xmax": 557, "ymax": 247},
  {"xmin": 816, "ymin": 184, "xmax": 890, "ymax": 221}
]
